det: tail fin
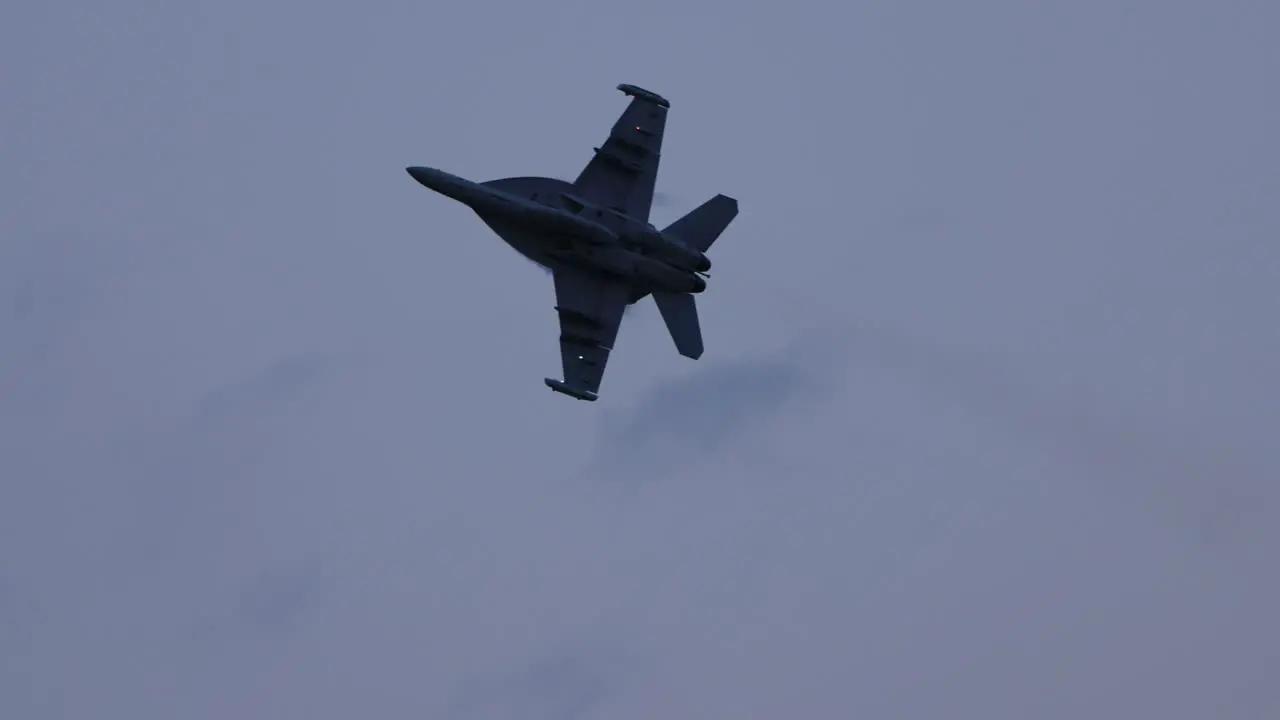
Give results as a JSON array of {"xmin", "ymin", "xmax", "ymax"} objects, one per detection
[
  {"xmin": 662, "ymin": 194, "xmax": 738, "ymax": 252},
  {"xmin": 652, "ymin": 194, "xmax": 735, "ymax": 360},
  {"xmin": 652, "ymin": 292, "xmax": 703, "ymax": 359}
]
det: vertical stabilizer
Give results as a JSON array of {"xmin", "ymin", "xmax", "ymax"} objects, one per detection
[{"xmin": 652, "ymin": 291, "xmax": 703, "ymax": 359}]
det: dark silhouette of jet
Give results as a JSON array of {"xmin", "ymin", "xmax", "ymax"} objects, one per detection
[{"xmin": 406, "ymin": 83, "xmax": 738, "ymax": 402}]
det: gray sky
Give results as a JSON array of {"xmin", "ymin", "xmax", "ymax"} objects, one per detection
[{"xmin": 4, "ymin": 1, "xmax": 1278, "ymax": 717}]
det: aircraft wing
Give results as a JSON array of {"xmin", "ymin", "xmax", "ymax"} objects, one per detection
[
  {"xmin": 545, "ymin": 267, "xmax": 631, "ymax": 401},
  {"xmin": 571, "ymin": 84, "xmax": 669, "ymax": 223}
]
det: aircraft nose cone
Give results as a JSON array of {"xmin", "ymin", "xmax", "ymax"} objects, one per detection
[
  {"xmin": 406, "ymin": 166, "xmax": 433, "ymax": 185},
  {"xmin": 405, "ymin": 165, "xmax": 479, "ymax": 206},
  {"xmin": 406, "ymin": 165, "xmax": 460, "ymax": 197}
]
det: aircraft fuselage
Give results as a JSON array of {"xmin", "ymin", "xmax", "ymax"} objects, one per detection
[{"xmin": 406, "ymin": 166, "xmax": 708, "ymax": 295}]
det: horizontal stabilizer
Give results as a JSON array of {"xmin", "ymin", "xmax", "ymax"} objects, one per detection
[
  {"xmin": 662, "ymin": 194, "xmax": 738, "ymax": 253},
  {"xmin": 652, "ymin": 291, "xmax": 703, "ymax": 359}
]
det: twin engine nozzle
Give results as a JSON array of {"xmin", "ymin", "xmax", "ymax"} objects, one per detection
[{"xmin": 624, "ymin": 226, "xmax": 711, "ymax": 274}]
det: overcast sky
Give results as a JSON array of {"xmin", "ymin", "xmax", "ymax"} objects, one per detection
[{"xmin": 4, "ymin": 1, "xmax": 1278, "ymax": 718}]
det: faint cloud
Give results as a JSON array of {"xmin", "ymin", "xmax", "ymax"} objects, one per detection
[
  {"xmin": 0, "ymin": 230, "xmax": 110, "ymax": 409},
  {"xmin": 189, "ymin": 354, "xmax": 330, "ymax": 430},
  {"xmin": 174, "ymin": 561, "xmax": 328, "ymax": 708},
  {"xmin": 184, "ymin": 561, "xmax": 327, "ymax": 653},
  {"xmin": 125, "ymin": 354, "xmax": 332, "ymax": 568},
  {"xmin": 889, "ymin": 205, "xmax": 951, "ymax": 234},
  {"xmin": 844, "ymin": 321, "xmax": 1275, "ymax": 549},
  {"xmin": 167, "ymin": 352, "xmax": 332, "ymax": 483},
  {"xmin": 446, "ymin": 649, "xmax": 632, "ymax": 720},
  {"xmin": 591, "ymin": 330, "xmax": 845, "ymax": 481},
  {"xmin": 234, "ymin": 562, "xmax": 326, "ymax": 635}
]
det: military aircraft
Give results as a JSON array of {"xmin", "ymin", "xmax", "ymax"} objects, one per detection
[{"xmin": 406, "ymin": 83, "xmax": 738, "ymax": 402}]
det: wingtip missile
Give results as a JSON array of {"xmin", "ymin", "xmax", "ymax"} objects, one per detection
[{"xmin": 544, "ymin": 378, "xmax": 598, "ymax": 402}]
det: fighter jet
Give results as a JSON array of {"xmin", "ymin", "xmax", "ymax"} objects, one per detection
[{"xmin": 406, "ymin": 83, "xmax": 738, "ymax": 402}]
